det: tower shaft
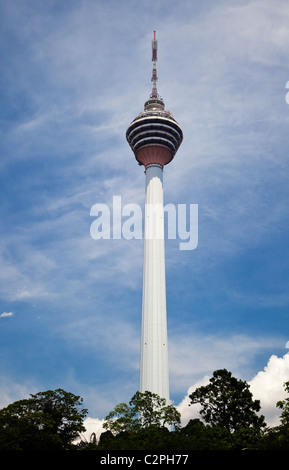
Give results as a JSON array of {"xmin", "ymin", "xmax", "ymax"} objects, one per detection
[{"xmin": 140, "ymin": 163, "xmax": 169, "ymax": 403}]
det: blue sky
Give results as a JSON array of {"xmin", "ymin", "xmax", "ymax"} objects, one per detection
[{"xmin": 1, "ymin": 0, "xmax": 289, "ymax": 433}]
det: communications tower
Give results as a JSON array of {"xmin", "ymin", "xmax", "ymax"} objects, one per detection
[{"xmin": 126, "ymin": 31, "xmax": 183, "ymax": 404}]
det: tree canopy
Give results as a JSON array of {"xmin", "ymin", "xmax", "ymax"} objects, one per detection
[
  {"xmin": 103, "ymin": 390, "xmax": 181, "ymax": 434},
  {"xmin": 189, "ymin": 369, "xmax": 266, "ymax": 432},
  {"xmin": 2, "ymin": 374, "xmax": 289, "ymax": 450},
  {"xmin": 0, "ymin": 388, "xmax": 88, "ymax": 450},
  {"xmin": 276, "ymin": 381, "xmax": 289, "ymax": 426}
]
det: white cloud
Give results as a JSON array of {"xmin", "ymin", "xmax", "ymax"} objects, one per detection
[
  {"xmin": 176, "ymin": 353, "xmax": 289, "ymax": 428},
  {"xmin": 78, "ymin": 417, "xmax": 105, "ymax": 445},
  {"xmin": 176, "ymin": 375, "xmax": 210, "ymax": 426},
  {"xmin": 249, "ymin": 353, "xmax": 289, "ymax": 427},
  {"xmin": 0, "ymin": 312, "xmax": 13, "ymax": 318}
]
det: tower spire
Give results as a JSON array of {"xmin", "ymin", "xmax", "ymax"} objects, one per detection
[{"xmin": 151, "ymin": 30, "xmax": 158, "ymax": 98}]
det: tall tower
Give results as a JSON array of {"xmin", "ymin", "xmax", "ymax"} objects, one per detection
[{"xmin": 126, "ymin": 31, "xmax": 183, "ymax": 404}]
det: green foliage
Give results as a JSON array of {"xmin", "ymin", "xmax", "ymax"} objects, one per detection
[
  {"xmin": 97, "ymin": 425, "xmax": 172, "ymax": 451},
  {"xmin": 103, "ymin": 390, "xmax": 181, "ymax": 435},
  {"xmin": 256, "ymin": 381, "xmax": 289, "ymax": 450},
  {"xmin": 98, "ymin": 385, "xmax": 266, "ymax": 451},
  {"xmin": 0, "ymin": 388, "xmax": 88, "ymax": 450},
  {"xmin": 276, "ymin": 381, "xmax": 289, "ymax": 426},
  {"xmin": 3, "ymin": 374, "xmax": 289, "ymax": 450},
  {"xmin": 178, "ymin": 419, "xmax": 233, "ymax": 450},
  {"xmin": 189, "ymin": 369, "xmax": 266, "ymax": 433}
]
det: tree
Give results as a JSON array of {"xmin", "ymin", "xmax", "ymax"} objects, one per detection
[
  {"xmin": 264, "ymin": 381, "xmax": 289, "ymax": 449},
  {"xmin": 276, "ymin": 381, "xmax": 289, "ymax": 426},
  {"xmin": 0, "ymin": 389, "xmax": 88, "ymax": 450},
  {"xmin": 189, "ymin": 369, "xmax": 266, "ymax": 433},
  {"xmin": 103, "ymin": 391, "xmax": 181, "ymax": 435},
  {"xmin": 178, "ymin": 418, "xmax": 232, "ymax": 450}
]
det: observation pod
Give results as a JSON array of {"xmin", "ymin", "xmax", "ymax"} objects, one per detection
[{"xmin": 126, "ymin": 97, "xmax": 183, "ymax": 168}]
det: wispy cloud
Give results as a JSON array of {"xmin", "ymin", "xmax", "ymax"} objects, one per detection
[
  {"xmin": 169, "ymin": 330, "xmax": 282, "ymax": 395},
  {"xmin": 0, "ymin": 0, "xmax": 288, "ymax": 423}
]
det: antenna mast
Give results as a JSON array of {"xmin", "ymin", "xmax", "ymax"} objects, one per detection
[{"xmin": 151, "ymin": 30, "xmax": 158, "ymax": 98}]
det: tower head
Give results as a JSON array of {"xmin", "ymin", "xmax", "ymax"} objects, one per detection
[{"xmin": 126, "ymin": 31, "xmax": 183, "ymax": 168}]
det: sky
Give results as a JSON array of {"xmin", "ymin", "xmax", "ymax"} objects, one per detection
[{"xmin": 1, "ymin": 0, "xmax": 289, "ymax": 439}]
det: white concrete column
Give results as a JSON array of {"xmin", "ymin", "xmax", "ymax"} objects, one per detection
[{"xmin": 139, "ymin": 163, "xmax": 170, "ymax": 404}]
